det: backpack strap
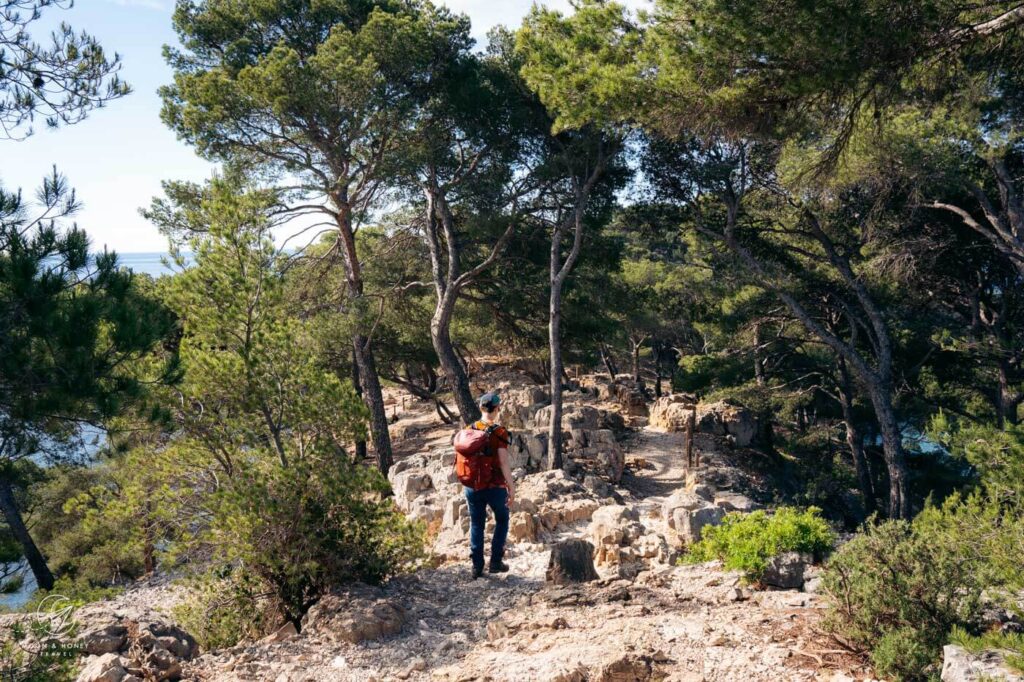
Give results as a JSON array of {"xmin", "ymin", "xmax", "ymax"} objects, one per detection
[{"xmin": 470, "ymin": 422, "xmax": 501, "ymax": 456}]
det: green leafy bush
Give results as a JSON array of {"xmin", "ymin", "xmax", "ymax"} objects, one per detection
[
  {"xmin": 204, "ymin": 455, "xmax": 426, "ymax": 630},
  {"xmin": 22, "ymin": 576, "xmax": 123, "ymax": 612},
  {"xmin": 821, "ymin": 493, "xmax": 1015, "ymax": 681},
  {"xmin": 171, "ymin": 571, "xmax": 271, "ymax": 650},
  {"xmin": 683, "ymin": 506, "xmax": 835, "ymax": 581}
]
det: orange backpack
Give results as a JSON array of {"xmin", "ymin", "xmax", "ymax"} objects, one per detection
[{"xmin": 453, "ymin": 422, "xmax": 500, "ymax": 490}]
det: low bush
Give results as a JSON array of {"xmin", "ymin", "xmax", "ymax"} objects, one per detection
[
  {"xmin": 821, "ymin": 493, "xmax": 1018, "ymax": 681},
  {"xmin": 187, "ymin": 455, "xmax": 426, "ymax": 638},
  {"xmin": 171, "ymin": 571, "xmax": 271, "ymax": 650},
  {"xmin": 683, "ymin": 506, "xmax": 835, "ymax": 581}
]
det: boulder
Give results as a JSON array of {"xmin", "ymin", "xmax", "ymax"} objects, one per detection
[
  {"xmin": 76, "ymin": 653, "xmax": 129, "ymax": 682},
  {"xmin": 695, "ymin": 400, "xmax": 758, "ymax": 447},
  {"xmin": 649, "ymin": 396, "xmax": 697, "ymax": 431},
  {"xmin": 598, "ymin": 410, "xmax": 626, "ymax": 433},
  {"xmin": 672, "ymin": 505, "xmax": 725, "ymax": 544},
  {"xmin": 583, "ymin": 475, "xmax": 611, "ymax": 498},
  {"xmin": 761, "ymin": 552, "xmax": 813, "ymax": 589},
  {"xmin": 79, "ymin": 624, "xmax": 127, "ymax": 656},
  {"xmin": 941, "ymin": 644, "xmax": 1024, "ymax": 681},
  {"xmin": 509, "ymin": 430, "xmax": 547, "ymax": 470},
  {"xmin": 589, "ymin": 505, "xmax": 640, "ymax": 547},
  {"xmin": 662, "ymin": 491, "xmax": 708, "ymax": 528},
  {"xmin": 596, "ymin": 654, "xmax": 653, "ymax": 682},
  {"xmin": 508, "ymin": 511, "xmax": 538, "ymax": 542},
  {"xmin": 713, "ymin": 493, "xmax": 760, "ymax": 513},
  {"xmin": 389, "ymin": 470, "xmax": 433, "ymax": 510},
  {"xmin": 534, "ymin": 406, "xmax": 600, "ymax": 431},
  {"xmin": 301, "ymin": 587, "xmax": 407, "ymax": 644}
]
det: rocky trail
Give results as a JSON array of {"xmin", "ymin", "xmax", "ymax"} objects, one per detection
[{"xmin": 52, "ymin": 368, "xmax": 884, "ymax": 682}]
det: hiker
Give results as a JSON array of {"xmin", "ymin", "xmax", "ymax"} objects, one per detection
[{"xmin": 454, "ymin": 391, "xmax": 516, "ymax": 579}]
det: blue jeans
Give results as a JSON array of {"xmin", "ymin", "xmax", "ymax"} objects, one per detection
[{"xmin": 464, "ymin": 486, "xmax": 509, "ymax": 570}]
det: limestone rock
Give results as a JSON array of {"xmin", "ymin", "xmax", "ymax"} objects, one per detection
[
  {"xmin": 941, "ymin": 644, "xmax": 1024, "ymax": 681},
  {"xmin": 79, "ymin": 624, "xmax": 127, "ymax": 656},
  {"xmin": 596, "ymin": 654, "xmax": 653, "ymax": 681},
  {"xmin": 509, "ymin": 511, "xmax": 537, "ymax": 542},
  {"xmin": 761, "ymin": 552, "xmax": 812, "ymax": 589},
  {"xmin": 301, "ymin": 586, "xmax": 407, "ymax": 644},
  {"xmin": 649, "ymin": 396, "xmax": 696, "ymax": 432},
  {"xmin": 695, "ymin": 400, "xmax": 758, "ymax": 447},
  {"xmin": 714, "ymin": 492, "xmax": 760, "ymax": 513},
  {"xmin": 76, "ymin": 653, "xmax": 129, "ymax": 682},
  {"xmin": 662, "ymin": 491, "xmax": 707, "ymax": 529},
  {"xmin": 672, "ymin": 504, "xmax": 725, "ymax": 544},
  {"xmin": 389, "ymin": 469, "xmax": 433, "ymax": 510}
]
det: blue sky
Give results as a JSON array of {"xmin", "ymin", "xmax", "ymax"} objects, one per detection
[{"xmin": 2, "ymin": 0, "xmax": 644, "ymax": 253}]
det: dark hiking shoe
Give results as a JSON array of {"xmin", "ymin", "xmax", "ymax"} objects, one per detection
[
  {"xmin": 488, "ymin": 561, "xmax": 510, "ymax": 574},
  {"xmin": 472, "ymin": 565, "xmax": 484, "ymax": 580}
]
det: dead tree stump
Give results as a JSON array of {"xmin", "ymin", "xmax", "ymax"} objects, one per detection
[{"xmin": 546, "ymin": 539, "xmax": 599, "ymax": 584}]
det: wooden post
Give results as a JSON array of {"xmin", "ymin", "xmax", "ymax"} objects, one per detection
[
  {"xmin": 685, "ymin": 408, "xmax": 694, "ymax": 469},
  {"xmin": 686, "ymin": 406, "xmax": 697, "ymax": 469}
]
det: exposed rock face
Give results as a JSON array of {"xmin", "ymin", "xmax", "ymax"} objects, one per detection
[
  {"xmin": 696, "ymin": 400, "xmax": 759, "ymax": 447},
  {"xmin": 76, "ymin": 653, "xmax": 130, "ymax": 682},
  {"xmin": 941, "ymin": 644, "xmax": 1024, "ymax": 681},
  {"xmin": 650, "ymin": 397, "xmax": 760, "ymax": 448},
  {"xmin": 761, "ymin": 552, "xmax": 812, "ymax": 589},
  {"xmin": 661, "ymin": 489, "xmax": 726, "ymax": 544},
  {"xmin": 714, "ymin": 492, "xmax": 761, "ymax": 513},
  {"xmin": 564, "ymin": 428, "xmax": 625, "ymax": 483},
  {"xmin": 649, "ymin": 395, "xmax": 697, "ymax": 431},
  {"xmin": 497, "ymin": 386, "xmax": 550, "ymax": 429},
  {"xmin": 73, "ymin": 619, "xmax": 198, "ymax": 682},
  {"xmin": 588, "ymin": 504, "xmax": 670, "ymax": 577},
  {"xmin": 301, "ymin": 585, "xmax": 407, "ymax": 644},
  {"xmin": 672, "ymin": 505, "xmax": 726, "ymax": 545}
]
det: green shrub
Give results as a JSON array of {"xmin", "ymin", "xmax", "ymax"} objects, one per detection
[
  {"xmin": 683, "ymin": 506, "xmax": 835, "ymax": 581},
  {"xmin": 821, "ymin": 493, "xmax": 1012, "ymax": 681},
  {"xmin": 192, "ymin": 455, "xmax": 426, "ymax": 638},
  {"xmin": 22, "ymin": 576, "xmax": 123, "ymax": 612},
  {"xmin": 171, "ymin": 571, "xmax": 271, "ymax": 650},
  {"xmin": 870, "ymin": 627, "xmax": 938, "ymax": 681}
]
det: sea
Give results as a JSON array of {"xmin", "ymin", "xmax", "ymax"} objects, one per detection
[{"xmin": 116, "ymin": 252, "xmax": 191, "ymax": 277}]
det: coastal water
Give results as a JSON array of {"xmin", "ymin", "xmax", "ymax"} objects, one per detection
[{"xmin": 116, "ymin": 252, "xmax": 191, "ymax": 277}]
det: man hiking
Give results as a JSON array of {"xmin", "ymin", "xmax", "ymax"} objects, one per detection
[{"xmin": 453, "ymin": 391, "xmax": 516, "ymax": 579}]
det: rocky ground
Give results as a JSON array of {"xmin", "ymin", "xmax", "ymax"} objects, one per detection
[{"xmin": 27, "ymin": 365, "xmax": 1022, "ymax": 681}]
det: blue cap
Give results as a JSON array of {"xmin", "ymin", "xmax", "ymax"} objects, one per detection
[{"xmin": 478, "ymin": 391, "xmax": 501, "ymax": 409}]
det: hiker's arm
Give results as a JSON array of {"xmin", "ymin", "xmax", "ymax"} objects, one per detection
[{"xmin": 497, "ymin": 448, "xmax": 515, "ymax": 503}]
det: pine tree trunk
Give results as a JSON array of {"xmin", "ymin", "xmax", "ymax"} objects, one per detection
[
  {"xmin": 837, "ymin": 358, "xmax": 875, "ymax": 515},
  {"xmin": 0, "ymin": 476, "xmax": 54, "ymax": 591},
  {"xmin": 548, "ymin": 280, "xmax": 565, "ymax": 471},
  {"xmin": 866, "ymin": 382, "xmax": 909, "ymax": 519},
  {"xmin": 353, "ymin": 335, "xmax": 392, "ymax": 475},
  {"xmin": 632, "ymin": 341, "xmax": 642, "ymax": 383},
  {"xmin": 753, "ymin": 322, "xmax": 766, "ymax": 386},
  {"xmin": 351, "ymin": 348, "xmax": 367, "ymax": 462},
  {"xmin": 432, "ymin": 296, "xmax": 480, "ymax": 426},
  {"xmin": 600, "ymin": 344, "xmax": 617, "ymax": 379},
  {"xmin": 335, "ymin": 206, "xmax": 393, "ymax": 475}
]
